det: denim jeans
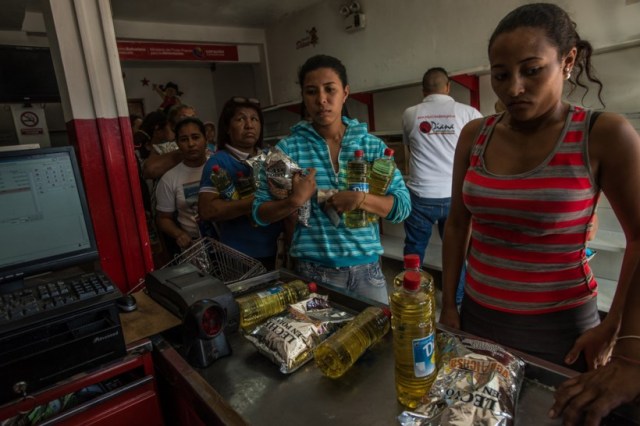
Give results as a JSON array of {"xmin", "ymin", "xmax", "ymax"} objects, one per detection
[
  {"xmin": 403, "ymin": 191, "xmax": 465, "ymax": 305},
  {"xmin": 295, "ymin": 260, "xmax": 389, "ymax": 305}
]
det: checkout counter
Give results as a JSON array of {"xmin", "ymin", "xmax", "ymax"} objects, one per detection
[{"xmin": 122, "ymin": 269, "xmax": 640, "ymax": 426}]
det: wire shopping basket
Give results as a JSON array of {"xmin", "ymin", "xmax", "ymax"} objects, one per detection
[{"xmin": 161, "ymin": 237, "xmax": 267, "ymax": 285}]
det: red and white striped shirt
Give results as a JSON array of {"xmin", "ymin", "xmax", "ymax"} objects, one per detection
[{"xmin": 463, "ymin": 106, "xmax": 599, "ymax": 314}]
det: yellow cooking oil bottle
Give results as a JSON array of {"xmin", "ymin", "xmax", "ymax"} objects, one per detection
[{"xmin": 390, "ymin": 270, "xmax": 437, "ymax": 408}]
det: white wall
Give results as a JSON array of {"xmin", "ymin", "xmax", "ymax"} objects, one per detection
[
  {"xmin": 122, "ymin": 63, "xmax": 218, "ymax": 123},
  {"xmin": 265, "ymin": 0, "xmax": 640, "ymax": 105}
]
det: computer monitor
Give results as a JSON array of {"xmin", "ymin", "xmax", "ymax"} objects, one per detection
[{"xmin": 0, "ymin": 146, "xmax": 98, "ymax": 291}]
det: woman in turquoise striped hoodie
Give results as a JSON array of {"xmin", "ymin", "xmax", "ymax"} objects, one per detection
[{"xmin": 253, "ymin": 55, "xmax": 410, "ymax": 304}]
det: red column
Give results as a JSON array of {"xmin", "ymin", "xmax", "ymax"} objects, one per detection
[{"xmin": 41, "ymin": 0, "xmax": 152, "ymax": 291}]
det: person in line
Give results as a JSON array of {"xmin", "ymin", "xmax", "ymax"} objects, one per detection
[
  {"xmin": 402, "ymin": 67, "xmax": 482, "ymax": 305},
  {"xmin": 155, "ymin": 117, "xmax": 209, "ymax": 252},
  {"xmin": 252, "ymin": 54, "xmax": 410, "ymax": 304},
  {"xmin": 198, "ymin": 96, "xmax": 282, "ymax": 270},
  {"xmin": 439, "ymin": 2, "xmax": 640, "ymax": 373},
  {"xmin": 143, "ymin": 103, "xmax": 197, "ymax": 180},
  {"xmin": 204, "ymin": 121, "xmax": 217, "ymax": 154}
]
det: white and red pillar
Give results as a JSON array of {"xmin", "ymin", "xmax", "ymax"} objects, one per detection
[{"xmin": 41, "ymin": 0, "xmax": 153, "ymax": 291}]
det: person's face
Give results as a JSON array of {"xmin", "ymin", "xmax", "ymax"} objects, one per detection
[
  {"xmin": 301, "ymin": 67, "xmax": 349, "ymax": 128},
  {"xmin": 132, "ymin": 118, "xmax": 143, "ymax": 133},
  {"xmin": 176, "ymin": 123, "xmax": 207, "ymax": 164},
  {"xmin": 489, "ymin": 27, "xmax": 576, "ymax": 122},
  {"xmin": 205, "ymin": 124, "xmax": 216, "ymax": 142},
  {"xmin": 152, "ymin": 122, "xmax": 172, "ymax": 144},
  {"xmin": 166, "ymin": 87, "xmax": 177, "ymax": 97},
  {"xmin": 227, "ymin": 106, "xmax": 261, "ymax": 151}
]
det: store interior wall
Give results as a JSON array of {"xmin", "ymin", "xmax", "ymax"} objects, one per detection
[
  {"xmin": 0, "ymin": 0, "xmax": 638, "ymax": 146},
  {"xmin": 265, "ymin": 0, "xmax": 640, "ymax": 108},
  {"xmin": 122, "ymin": 62, "xmax": 219, "ymax": 123}
]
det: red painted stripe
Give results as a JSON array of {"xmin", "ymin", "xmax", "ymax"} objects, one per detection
[{"xmin": 67, "ymin": 117, "xmax": 151, "ymax": 291}]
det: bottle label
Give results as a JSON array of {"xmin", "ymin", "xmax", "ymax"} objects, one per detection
[
  {"xmin": 221, "ymin": 184, "xmax": 238, "ymax": 200},
  {"xmin": 412, "ymin": 332, "xmax": 436, "ymax": 377},
  {"xmin": 348, "ymin": 182, "xmax": 369, "ymax": 192},
  {"xmin": 256, "ymin": 287, "xmax": 283, "ymax": 298}
]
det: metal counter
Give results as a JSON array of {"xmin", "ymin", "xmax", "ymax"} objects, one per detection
[{"xmin": 185, "ymin": 271, "xmax": 640, "ymax": 425}]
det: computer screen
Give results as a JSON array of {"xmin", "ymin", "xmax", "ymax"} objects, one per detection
[{"xmin": 0, "ymin": 146, "xmax": 98, "ymax": 289}]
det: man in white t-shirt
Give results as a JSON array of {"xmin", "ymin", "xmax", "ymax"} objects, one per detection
[{"xmin": 402, "ymin": 67, "xmax": 482, "ymax": 304}]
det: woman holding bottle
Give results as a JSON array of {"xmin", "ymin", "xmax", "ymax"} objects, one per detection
[
  {"xmin": 252, "ymin": 54, "xmax": 410, "ymax": 304},
  {"xmin": 198, "ymin": 96, "xmax": 282, "ymax": 270}
]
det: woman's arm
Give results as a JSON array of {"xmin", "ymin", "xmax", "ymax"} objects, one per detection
[
  {"xmin": 563, "ymin": 112, "xmax": 640, "ymax": 370},
  {"xmin": 198, "ymin": 192, "xmax": 254, "ymax": 222},
  {"xmin": 156, "ymin": 211, "xmax": 193, "ymax": 249},
  {"xmin": 438, "ymin": 120, "xmax": 478, "ymax": 329},
  {"xmin": 549, "ymin": 109, "xmax": 640, "ymax": 421},
  {"xmin": 255, "ymin": 169, "xmax": 317, "ymax": 224},
  {"xmin": 143, "ymin": 149, "xmax": 183, "ymax": 180},
  {"xmin": 550, "ymin": 258, "xmax": 640, "ymax": 425}
]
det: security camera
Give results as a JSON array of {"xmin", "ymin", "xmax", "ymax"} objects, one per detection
[
  {"xmin": 339, "ymin": 5, "xmax": 351, "ymax": 16},
  {"xmin": 349, "ymin": 1, "xmax": 361, "ymax": 13}
]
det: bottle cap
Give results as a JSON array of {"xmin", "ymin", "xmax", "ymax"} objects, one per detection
[
  {"xmin": 307, "ymin": 282, "xmax": 318, "ymax": 293},
  {"xmin": 403, "ymin": 271, "xmax": 421, "ymax": 291},
  {"xmin": 384, "ymin": 148, "xmax": 394, "ymax": 157},
  {"xmin": 212, "ymin": 164, "xmax": 221, "ymax": 173},
  {"xmin": 380, "ymin": 307, "xmax": 392, "ymax": 318},
  {"xmin": 354, "ymin": 149, "xmax": 364, "ymax": 158},
  {"xmin": 403, "ymin": 254, "xmax": 420, "ymax": 269}
]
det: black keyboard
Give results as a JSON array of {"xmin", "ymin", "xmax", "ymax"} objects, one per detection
[{"xmin": 0, "ymin": 272, "xmax": 116, "ymax": 324}]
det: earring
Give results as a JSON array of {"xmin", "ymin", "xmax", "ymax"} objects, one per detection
[{"xmin": 564, "ymin": 67, "xmax": 572, "ymax": 80}]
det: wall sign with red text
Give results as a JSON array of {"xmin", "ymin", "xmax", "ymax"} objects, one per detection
[{"xmin": 117, "ymin": 41, "xmax": 239, "ymax": 62}]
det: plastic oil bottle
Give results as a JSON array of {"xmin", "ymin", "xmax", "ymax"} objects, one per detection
[
  {"xmin": 344, "ymin": 149, "xmax": 369, "ymax": 228},
  {"xmin": 393, "ymin": 254, "xmax": 436, "ymax": 321},
  {"xmin": 235, "ymin": 171, "xmax": 256, "ymax": 199},
  {"xmin": 210, "ymin": 164, "xmax": 239, "ymax": 200},
  {"xmin": 236, "ymin": 280, "xmax": 317, "ymax": 331},
  {"xmin": 368, "ymin": 148, "xmax": 396, "ymax": 222},
  {"xmin": 390, "ymin": 271, "xmax": 437, "ymax": 408},
  {"xmin": 314, "ymin": 306, "xmax": 391, "ymax": 378}
]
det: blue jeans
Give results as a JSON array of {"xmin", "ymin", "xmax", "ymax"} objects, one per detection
[
  {"xmin": 403, "ymin": 191, "xmax": 465, "ymax": 304},
  {"xmin": 295, "ymin": 260, "xmax": 388, "ymax": 305}
]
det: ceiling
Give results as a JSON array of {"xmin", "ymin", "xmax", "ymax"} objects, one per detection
[{"xmin": 1, "ymin": 0, "xmax": 325, "ymax": 31}]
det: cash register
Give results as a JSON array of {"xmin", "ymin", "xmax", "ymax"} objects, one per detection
[{"xmin": 0, "ymin": 146, "xmax": 126, "ymax": 404}]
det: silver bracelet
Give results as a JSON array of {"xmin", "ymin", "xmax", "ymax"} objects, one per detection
[{"xmin": 616, "ymin": 335, "xmax": 640, "ymax": 342}]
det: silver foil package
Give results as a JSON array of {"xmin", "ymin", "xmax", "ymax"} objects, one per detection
[
  {"xmin": 245, "ymin": 313, "xmax": 321, "ymax": 374},
  {"xmin": 264, "ymin": 149, "xmax": 311, "ymax": 227},
  {"xmin": 244, "ymin": 151, "xmax": 266, "ymax": 191},
  {"xmin": 399, "ymin": 332, "xmax": 525, "ymax": 426},
  {"xmin": 244, "ymin": 294, "xmax": 351, "ymax": 374}
]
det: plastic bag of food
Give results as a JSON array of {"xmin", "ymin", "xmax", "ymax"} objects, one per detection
[
  {"xmin": 399, "ymin": 332, "xmax": 525, "ymax": 426},
  {"xmin": 264, "ymin": 149, "xmax": 311, "ymax": 227},
  {"xmin": 288, "ymin": 294, "xmax": 354, "ymax": 334},
  {"xmin": 245, "ymin": 151, "xmax": 266, "ymax": 191},
  {"xmin": 244, "ymin": 294, "xmax": 352, "ymax": 374}
]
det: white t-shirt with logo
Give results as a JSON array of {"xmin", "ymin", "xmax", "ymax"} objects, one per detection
[
  {"xmin": 402, "ymin": 94, "xmax": 482, "ymax": 198},
  {"xmin": 155, "ymin": 162, "xmax": 205, "ymax": 239}
]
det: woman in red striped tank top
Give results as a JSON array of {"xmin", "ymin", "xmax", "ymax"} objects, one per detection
[{"xmin": 439, "ymin": 2, "xmax": 640, "ymax": 401}]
